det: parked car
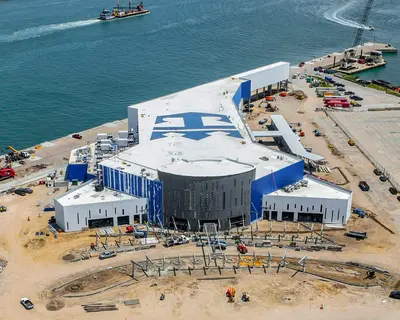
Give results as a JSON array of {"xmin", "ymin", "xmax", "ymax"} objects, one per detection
[
  {"xmin": 344, "ymin": 91, "xmax": 355, "ymax": 95},
  {"xmin": 99, "ymin": 251, "xmax": 117, "ymax": 260},
  {"xmin": 14, "ymin": 189, "xmax": 26, "ymax": 196},
  {"xmin": 389, "ymin": 290, "xmax": 400, "ymax": 300},
  {"xmin": 0, "ymin": 205, "xmax": 7, "ymax": 212},
  {"xmin": 373, "ymin": 168, "xmax": 383, "ymax": 176},
  {"xmin": 350, "ymin": 95, "xmax": 363, "ymax": 101},
  {"xmin": 337, "ymin": 87, "xmax": 346, "ymax": 92},
  {"xmin": 358, "ymin": 181, "xmax": 370, "ymax": 191},
  {"xmin": 20, "ymin": 188, "xmax": 33, "ymax": 194},
  {"xmin": 379, "ymin": 175, "xmax": 388, "ymax": 182},
  {"xmin": 20, "ymin": 297, "xmax": 34, "ymax": 310},
  {"xmin": 258, "ymin": 119, "xmax": 267, "ymax": 125},
  {"xmin": 72, "ymin": 133, "xmax": 82, "ymax": 140},
  {"xmin": 389, "ymin": 187, "xmax": 398, "ymax": 195}
]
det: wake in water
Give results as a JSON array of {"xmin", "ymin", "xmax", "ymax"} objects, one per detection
[
  {"xmin": 324, "ymin": 2, "xmax": 370, "ymax": 30},
  {"xmin": 0, "ymin": 19, "xmax": 100, "ymax": 42}
]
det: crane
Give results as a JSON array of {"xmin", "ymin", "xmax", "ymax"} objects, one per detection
[{"xmin": 353, "ymin": 0, "xmax": 375, "ymax": 47}]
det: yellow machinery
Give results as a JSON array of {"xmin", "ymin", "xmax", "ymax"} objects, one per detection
[{"xmin": 348, "ymin": 139, "xmax": 356, "ymax": 146}]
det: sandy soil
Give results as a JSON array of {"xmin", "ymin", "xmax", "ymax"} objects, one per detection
[{"xmin": 2, "ymin": 79, "xmax": 400, "ymax": 319}]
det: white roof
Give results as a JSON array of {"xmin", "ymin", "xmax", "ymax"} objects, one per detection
[
  {"xmin": 266, "ymin": 175, "xmax": 351, "ymax": 200},
  {"xmin": 270, "ymin": 115, "xmax": 324, "ymax": 162},
  {"xmin": 158, "ymin": 159, "xmax": 254, "ymax": 177},
  {"xmin": 100, "ymin": 75, "xmax": 300, "ymax": 180},
  {"xmin": 56, "ymin": 181, "xmax": 138, "ymax": 206}
]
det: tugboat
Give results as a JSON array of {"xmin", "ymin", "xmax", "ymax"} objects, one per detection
[{"xmin": 98, "ymin": 1, "xmax": 150, "ymax": 21}]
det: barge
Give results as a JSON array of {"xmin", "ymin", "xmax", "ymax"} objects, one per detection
[{"xmin": 98, "ymin": 1, "xmax": 150, "ymax": 21}]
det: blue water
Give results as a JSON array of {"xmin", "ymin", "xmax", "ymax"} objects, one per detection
[{"xmin": 0, "ymin": 0, "xmax": 399, "ymax": 149}]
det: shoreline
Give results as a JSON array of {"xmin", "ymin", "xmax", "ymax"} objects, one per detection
[{"xmin": 1, "ymin": 42, "xmax": 398, "ymax": 190}]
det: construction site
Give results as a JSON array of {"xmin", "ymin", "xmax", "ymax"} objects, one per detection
[{"xmin": 1, "ymin": 2, "xmax": 400, "ymax": 317}]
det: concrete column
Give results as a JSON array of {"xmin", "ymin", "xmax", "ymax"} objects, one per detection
[
  {"xmin": 294, "ymin": 211, "xmax": 299, "ymax": 222},
  {"xmin": 277, "ymin": 210, "xmax": 282, "ymax": 221},
  {"xmin": 277, "ymin": 82, "xmax": 280, "ymax": 91},
  {"xmin": 268, "ymin": 211, "xmax": 272, "ymax": 220},
  {"xmin": 333, "ymin": 56, "xmax": 336, "ymax": 68},
  {"xmin": 263, "ymin": 87, "xmax": 266, "ymax": 98}
]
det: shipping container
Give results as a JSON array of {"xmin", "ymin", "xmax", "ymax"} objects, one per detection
[
  {"xmin": 324, "ymin": 97, "xmax": 348, "ymax": 102},
  {"xmin": 326, "ymin": 101, "xmax": 350, "ymax": 108}
]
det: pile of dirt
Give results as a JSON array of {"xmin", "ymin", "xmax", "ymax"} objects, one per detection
[
  {"xmin": 46, "ymin": 299, "xmax": 65, "ymax": 311},
  {"xmin": 24, "ymin": 238, "xmax": 46, "ymax": 249}
]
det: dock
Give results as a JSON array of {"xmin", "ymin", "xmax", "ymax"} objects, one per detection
[{"xmin": 293, "ymin": 42, "xmax": 397, "ymax": 75}]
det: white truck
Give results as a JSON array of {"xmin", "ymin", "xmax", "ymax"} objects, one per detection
[{"xmin": 165, "ymin": 235, "xmax": 189, "ymax": 247}]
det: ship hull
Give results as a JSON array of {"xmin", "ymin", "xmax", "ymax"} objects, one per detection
[{"xmin": 98, "ymin": 9, "xmax": 150, "ymax": 20}]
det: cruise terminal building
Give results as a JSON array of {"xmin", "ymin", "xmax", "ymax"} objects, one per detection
[{"xmin": 55, "ymin": 62, "xmax": 352, "ymax": 232}]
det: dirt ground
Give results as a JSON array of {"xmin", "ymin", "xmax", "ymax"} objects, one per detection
[{"xmin": 2, "ymin": 80, "xmax": 400, "ymax": 319}]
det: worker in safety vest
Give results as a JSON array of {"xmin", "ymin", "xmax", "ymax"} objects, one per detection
[{"xmin": 226, "ymin": 287, "xmax": 236, "ymax": 303}]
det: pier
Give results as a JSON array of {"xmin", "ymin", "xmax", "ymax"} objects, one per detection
[{"xmin": 293, "ymin": 42, "xmax": 397, "ymax": 75}]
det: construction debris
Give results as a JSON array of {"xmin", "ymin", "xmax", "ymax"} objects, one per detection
[
  {"xmin": 0, "ymin": 259, "xmax": 8, "ymax": 273},
  {"xmin": 82, "ymin": 303, "xmax": 118, "ymax": 313}
]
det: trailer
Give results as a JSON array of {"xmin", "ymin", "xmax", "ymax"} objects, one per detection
[
  {"xmin": 324, "ymin": 97, "xmax": 348, "ymax": 102},
  {"xmin": 326, "ymin": 101, "xmax": 350, "ymax": 108},
  {"xmin": 345, "ymin": 231, "xmax": 367, "ymax": 240}
]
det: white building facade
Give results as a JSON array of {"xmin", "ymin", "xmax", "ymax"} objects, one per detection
[
  {"xmin": 262, "ymin": 176, "xmax": 352, "ymax": 224},
  {"xmin": 54, "ymin": 182, "xmax": 148, "ymax": 232}
]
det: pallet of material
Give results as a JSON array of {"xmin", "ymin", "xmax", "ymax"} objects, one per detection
[
  {"xmin": 82, "ymin": 303, "xmax": 118, "ymax": 312},
  {"xmin": 123, "ymin": 299, "xmax": 140, "ymax": 306}
]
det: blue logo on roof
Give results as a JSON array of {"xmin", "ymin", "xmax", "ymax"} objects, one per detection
[{"xmin": 151, "ymin": 112, "xmax": 242, "ymax": 141}]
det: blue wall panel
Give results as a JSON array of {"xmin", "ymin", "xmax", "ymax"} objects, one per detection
[
  {"xmin": 103, "ymin": 166, "xmax": 163, "ymax": 225},
  {"xmin": 241, "ymin": 80, "xmax": 251, "ymax": 100},
  {"xmin": 233, "ymin": 80, "xmax": 251, "ymax": 109},
  {"xmin": 232, "ymin": 85, "xmax": 242, "ymax": 109},
  {"xmin": 67, "ymin": 163, "xmax": 89, "ymax": 182},
  {"xmin": 250, "ymin": 160, "xmax": 304, "ymax": 222}
]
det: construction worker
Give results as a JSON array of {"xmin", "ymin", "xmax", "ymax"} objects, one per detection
[
  {"xmin": 241, "ymin": 292, "xmax": 250, "ymax": 302},
  {"xmin": 226, "ymin": 286, "xmax": 236, "ymax": 303}
]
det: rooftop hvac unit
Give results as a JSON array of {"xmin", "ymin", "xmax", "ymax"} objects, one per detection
[
  {"xmin": 300, "ymin": 179, "xmax": 308, "ymax": 187},
  {"xmin": 73, "ymin": 194, "xmax": 80, "ymax": 199},
  {"xmin": 294, "ymin": 182, "xmax": 301, "ymax": 190}
]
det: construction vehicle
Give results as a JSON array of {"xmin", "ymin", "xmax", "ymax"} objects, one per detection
[
  {"xmin": 7, "ymin": 146, "xmax": 30, "ymax": 159},
  {"xmin": 0, "ymin": 167, "xmax": 15, "ymax": 181},
  {"xmin": 313, "ymin": 130, "xmax": 321, "ymax": 137},
  {"xmin": 348, "ymin": 139, "xmax": 355, "ymax": 146},
  {"xmin": 353, "ymin": 207, "xmax": 366, "ymax": 218},
  {"xmin": 237, "ymin": 242, "xmax": 248, "ymax": 254},
  {"xmin": 165, "ymin": 235, "xmax": 189, "ymax": 247}
]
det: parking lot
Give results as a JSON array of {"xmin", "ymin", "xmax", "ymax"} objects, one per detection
[{"xmin": 331, "ymin": 111, "xmax": 400, "ymax": 189}]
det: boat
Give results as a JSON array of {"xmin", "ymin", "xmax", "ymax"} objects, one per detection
[{"xmin": 98, "ymin": 1, "xmax": 150, "ymax": 21}]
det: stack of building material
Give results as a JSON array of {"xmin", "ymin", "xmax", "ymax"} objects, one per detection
[{"xmin": 82, "ymin": 303, "xmax": 118, "ymax": 312}]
